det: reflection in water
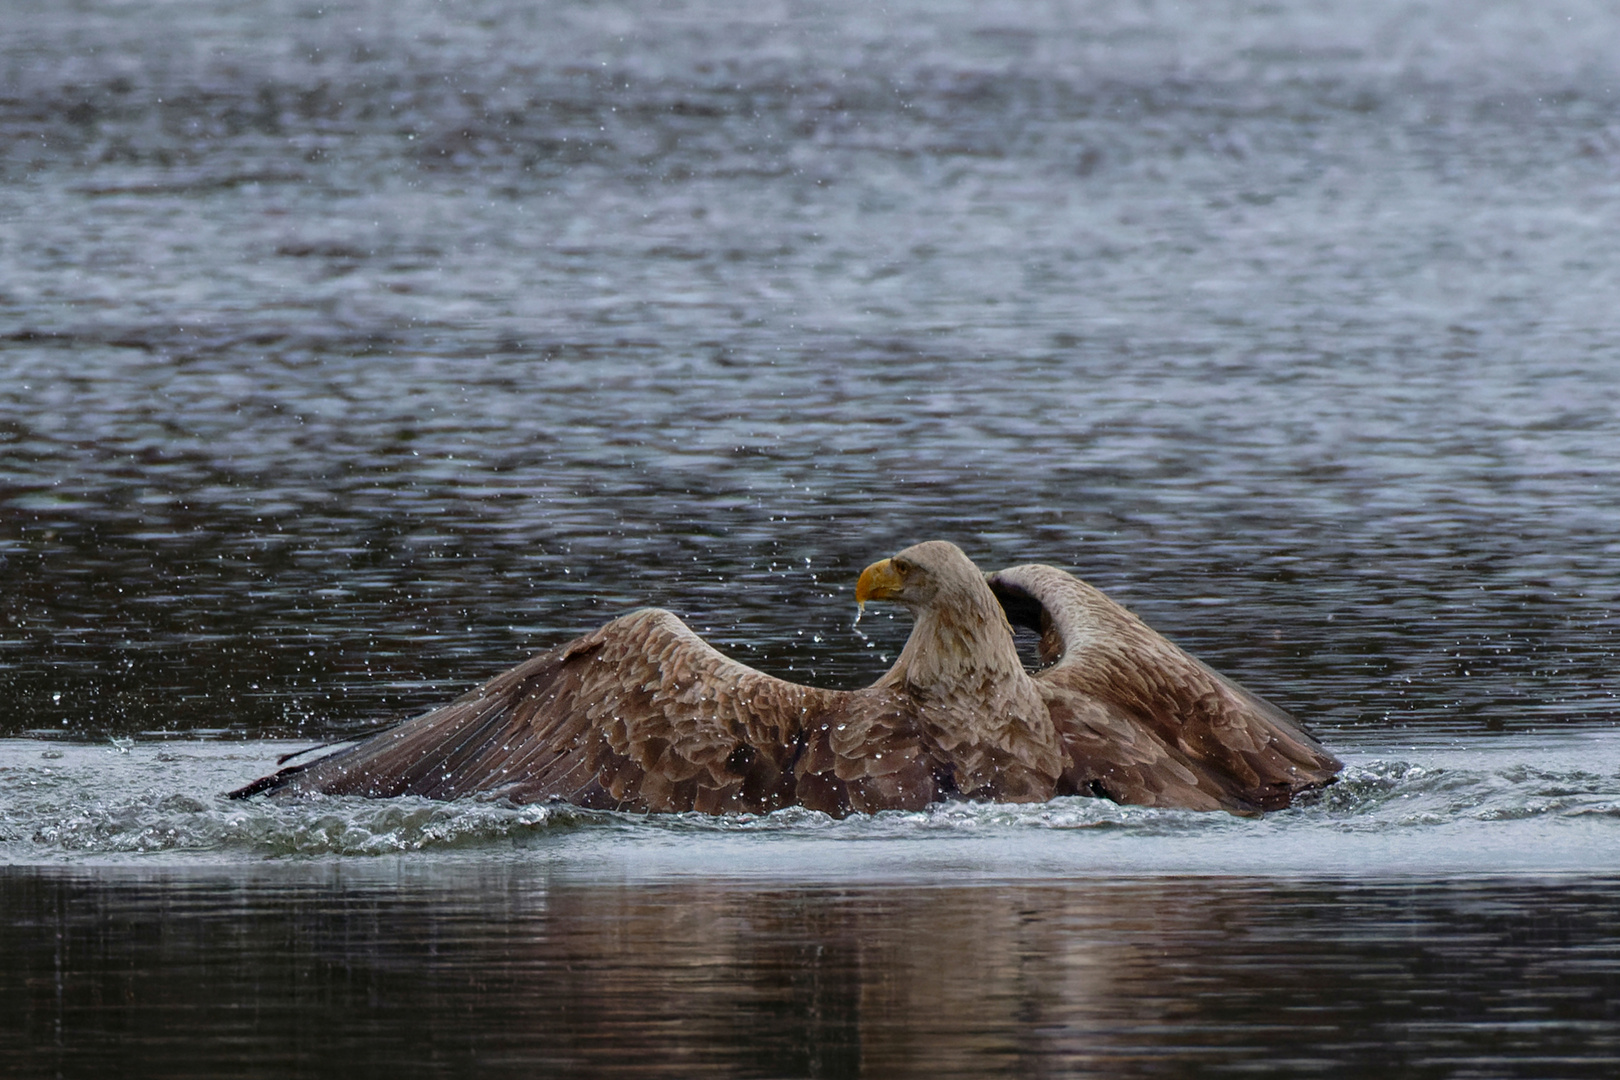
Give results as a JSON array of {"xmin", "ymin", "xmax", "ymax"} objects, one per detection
[{"xmin": 5, "ymin": 868, "xmax": 1620, "ymax": 1079}]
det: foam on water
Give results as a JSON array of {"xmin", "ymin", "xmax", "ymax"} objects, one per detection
[{"xmin": 5, "ymin": 733, "xmax": 1618, "ymax": 876}]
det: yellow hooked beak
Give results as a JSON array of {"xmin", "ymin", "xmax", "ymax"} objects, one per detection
[{"xmin": 855, "ymin": 558, "xmax": 905, "ymax": 612}]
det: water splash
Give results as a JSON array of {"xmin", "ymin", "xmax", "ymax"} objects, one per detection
[
  {"xmin": 4, "ymin": 736, "xmax": 1620, "ymax": 872},
  {"xmin": 852, "ymin": 604, "xmax": 870, "ymax": 643}
]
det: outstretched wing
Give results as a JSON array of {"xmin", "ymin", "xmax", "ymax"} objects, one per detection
[
  {"xmin": 988, "ymin": 564, "xmax": 1341, "ymax": 812},
  {"xmin": 230, "ymin": 608, "xmax": 939, "ymax": 816}
]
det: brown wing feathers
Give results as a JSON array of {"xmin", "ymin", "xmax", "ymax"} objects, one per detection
[
  {"xmin": 987, "ymin": 563, "xmax": 1341, "ymax": 812},
  {"xmin": 233, "ymin": 608, "xmax": 942, "ymax": 816},
  {"xmin": 1043, "ymin": 691, "xmax": 1231, "ymax": 812}
]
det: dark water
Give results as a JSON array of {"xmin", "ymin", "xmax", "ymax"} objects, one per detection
[
  {"xmin": 6, "ymin": 865, "xmax": 1620, "ymax": 1079},
  {"xmin": 4, "ymin": 0, "xmax": 1620, "ymax": 1074}
]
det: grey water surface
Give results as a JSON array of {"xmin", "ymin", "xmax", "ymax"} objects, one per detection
[{"xmin": 3, "ymin": 0, "xmax": 1620, "ymax": 1076}]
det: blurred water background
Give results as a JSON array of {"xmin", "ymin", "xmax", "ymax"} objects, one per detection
[{"xmin": 3, "ymin": 0, "xmax": 1620, "ymax": 1075}]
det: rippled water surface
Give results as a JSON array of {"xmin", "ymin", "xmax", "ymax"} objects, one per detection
[
  {"xmin": 4, "ymin": 0, "xmax": 1620, "ymax": 1075},
  {"xmin": 7, "ymin": 865, "xmax": 1617, "ymax": 1080}
]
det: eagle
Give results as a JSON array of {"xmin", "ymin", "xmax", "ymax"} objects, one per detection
[{"xmin": 229, "ymin": 541, "xmax": 1340, "ymax": 815}]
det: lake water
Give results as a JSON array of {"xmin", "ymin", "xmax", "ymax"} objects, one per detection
[{"xmin": 3, "ymin": 0, "xmax": 1620, "ymax": 1075}]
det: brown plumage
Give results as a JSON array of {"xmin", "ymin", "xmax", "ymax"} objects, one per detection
[{"xmin": 229, "ymin": 541, "xmax": 1340, "ymax": 815}]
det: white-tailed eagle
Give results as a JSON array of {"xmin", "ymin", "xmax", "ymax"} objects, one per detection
[{"xmin": 230, "ymin": 541, "xmax": 1339, "ymax": 814}]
